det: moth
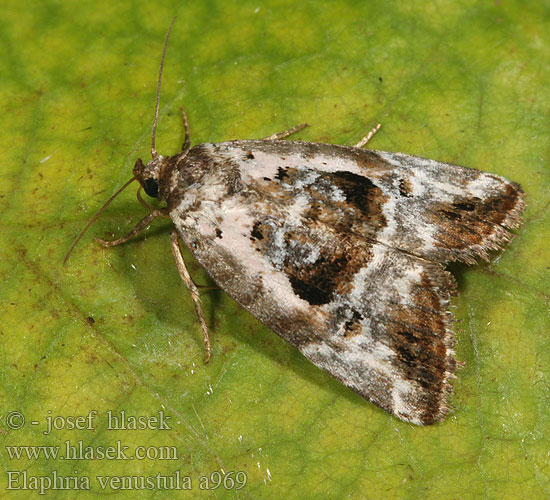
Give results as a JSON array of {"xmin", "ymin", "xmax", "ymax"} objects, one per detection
[{"xmin": 66, "ymin": 21, "xmax": 524, "ymax": 425}]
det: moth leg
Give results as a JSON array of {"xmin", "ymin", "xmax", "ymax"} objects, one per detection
[
  {"xmin": 179, "ymin": 107, "xmax": 191, "ymax": 154},
  {"xmin": 194, "ymin": 282, "xmax": 219, "ymax": 291},
  {"xmin": 170, "ymin": 230, "xmax": 211, "ymax": 364},
  {"xmin": 354, "ymin": 123, "xmax": 381, "ymax": 148},
  {"xmin": 95, "ymin": 208, "xmax": 169, "ymax": 247},
  {"xmin": 261, "ymin": 123, "xmax": 308, "ymax": 140},
  {"xmin": 173, "ymin": 108, "xmax": 192, "ymax": 167}
]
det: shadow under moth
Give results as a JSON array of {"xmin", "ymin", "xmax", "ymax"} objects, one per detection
[{"xmin": 67, "ymin": 20, "xmax": 524, "ymax": 425}]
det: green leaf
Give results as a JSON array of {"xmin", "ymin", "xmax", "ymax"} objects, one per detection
[{"xmin": 1, "ymin": 0, "xmax": 548, "ymax": 498}]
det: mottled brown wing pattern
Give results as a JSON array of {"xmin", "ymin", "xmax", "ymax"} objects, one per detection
[
  {"xmin": 165, "ymin": 140, "xmax": 523, "ymax": 424},
  {"xmin": 218, "ymin": 141, "xmax": 525, "ymax": 265},
  {"xmin": 177, "ymin": 216, "xmax": 457, "ymax": 424}
]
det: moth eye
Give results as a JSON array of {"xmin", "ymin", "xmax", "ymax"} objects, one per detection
[{"xmin": 143, "ymin": 178, "xmax": 159, "ymax": 198}]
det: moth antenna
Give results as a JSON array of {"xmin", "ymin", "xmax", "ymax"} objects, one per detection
[
  {"xmin": 63, "ymin": 177, "xmax": 137, "ymax": 265},
  {"xmin": 151, "ymin": 16, "xmax": 177, "ymax": 159}
]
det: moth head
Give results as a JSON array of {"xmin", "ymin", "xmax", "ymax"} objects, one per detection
[{"xmin": 133, "ymin": 157, "xmax": 164, "ymax": 198}]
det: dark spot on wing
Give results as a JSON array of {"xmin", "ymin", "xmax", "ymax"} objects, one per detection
[
  {"xmin": 250, "ymin": 222, "xmax": 264, "ymax": 240},
  {"xmin": 452, "ymin": 201, "xmax": 475, "ymax": 211},
  {"xmin": 344, "ymin": 310, "xmax": 364, "ymax": 337},
  {"xmin": 330, "ymin": 171, "xmax": 388, "ymax": 228},
  {"xmin": 215, "ymin": 228, "xmax": 223, "ymax": 238},
  {"xmin": 287, "ymin": 253, "xmax": 349, "ymax": 305},
  {"xmin": 440, "ymin": 210, "xmax": 461, "ymax": 221},
  {"xmin": 394, "ymin": 341, "xmax": 442, "ymax": 389},
  {"xmin": 332, "ymin": 171, "xmax": 377, "ymax": 213},
  {"xmin": 288, "ymin": 276, "xmax": 332, "ymax": 305},
  {"xmin": 284, "ymin": 247, "xmax": 369, "ymax": 307},
  {"xmin": 275, "ymin": 167, "xmax": 289, "ymax": 181}
]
